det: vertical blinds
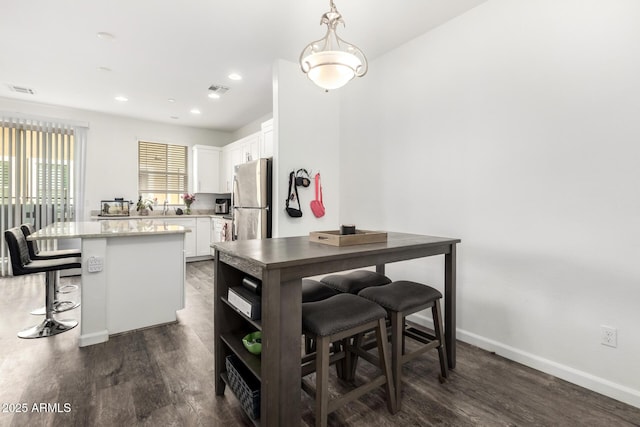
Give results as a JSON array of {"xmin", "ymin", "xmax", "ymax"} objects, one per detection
[
  {"xmin": 138, "ymin": 141, "xmax": 188, "ymax": 194},
  {"xmin": 1, "ymin": 117, "xmax": 77, "ymax": 275}
]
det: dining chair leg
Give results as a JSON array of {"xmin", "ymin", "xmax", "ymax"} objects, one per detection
[
  {"xmin": 376, "ymin": 317, "xmax": 397, "ymax": 414},
  {"xmin": 316, "ymin": 335, "xmax": 330, "ymax": 427},
  {"xmin": 391, "ymin": 310, "xmax": 404, "ymax": 411},
  {"xmin": 433, "ymin": 299, "xmax": 449, "ymax": 380},
  {"xmin": 347, "ymin": 332, "xmax": 364, "ymax": 381}
]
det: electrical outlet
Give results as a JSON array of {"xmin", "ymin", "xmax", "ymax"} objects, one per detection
[{"xmin": 601, "ymin": 325, "xmax": 617, "ymax": 348}]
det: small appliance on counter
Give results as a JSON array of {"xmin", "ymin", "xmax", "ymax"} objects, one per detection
[
  {"xmin": 99, "ymin": 198, "xmax": 131, "ymax": 217},
  {"xmin": 215, "ymin": 197, "xmax": 231, "ymax": 214}
]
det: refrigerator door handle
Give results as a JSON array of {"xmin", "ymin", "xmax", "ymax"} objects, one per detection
[{"xmin": 232, "ymin": 220, "xmax": 237, "ymax": 240}]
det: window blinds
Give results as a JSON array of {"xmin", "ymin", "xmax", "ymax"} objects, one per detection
[
  {"xmin": 138, "ymin": 141, "xmax": 188, "ymax": 194},
  {"xmin": 1, "ymin": 115, "xmax": 85, "ymax": 276}
]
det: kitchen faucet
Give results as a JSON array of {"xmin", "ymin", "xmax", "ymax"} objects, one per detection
[{"xmin": 163, "ymin": 200, "xmax": 169, "ymax": 215}]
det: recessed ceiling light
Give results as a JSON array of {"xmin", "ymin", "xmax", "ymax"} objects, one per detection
[
  {"xmin": 97, "ymin": 66, "xmax": 112, "ymax": 72},
  {"xmin": 115, "ymin": 96, "xmax": 128, "ymax": 102},
  {"xmin": 168, "ymin": 98, "xmax": 176, "ymax": 103},
  {"xmin": 97, "ymin": 32, "xmax": 115, "ymax": 41},
  {"xmin": 228, "ymin": 73, "xmax": 242, "ymax": 81},
  {"xmin": 190, "ymin": 108, "xmax": 201, "ymax": 115},
  {"xmin": 208, "ymin": 92, "xmax": 220, "ymax": 99}
]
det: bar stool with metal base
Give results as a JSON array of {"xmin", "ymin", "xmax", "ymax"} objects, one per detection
[
  {"xmin": 359, "ymin": 280, "xmax": 448, "ymax": 410},
  {"xmin": 301, "ymin": 293, "xmax": 397, "ymax": 426},
  {"xmin": 20, "ymin": 223, "xmax": 80, "ymax": 314},
  {"xmin": 320, "ymin": 270, "xmax": 391, "ymax": 294},
  {"xmin": 4, "ymin": 228, "xmax": 81, "ymax": 338}
]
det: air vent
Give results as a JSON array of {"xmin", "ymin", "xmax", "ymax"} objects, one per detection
[
  {"xmin": 8, "ymin": 85, "xmax": 36, "ymax": 95},
  {"xmin": 208, "ymin": 85, "xmax": 229, "ymax": 95}
]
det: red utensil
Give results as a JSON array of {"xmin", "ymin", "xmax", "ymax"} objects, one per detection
[{"xmin": 310, "ymin": 173, "xmax": 325, "ymax": 218}]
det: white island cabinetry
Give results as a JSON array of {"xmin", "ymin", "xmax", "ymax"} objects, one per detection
[
  {"xmin": 29, "ymin": 220, "xmax": 188, "ymax": 347},
  {"xmin": 96, "ymin": 216, "xmax": 214, "ymax": 261},
  {"xmin": 159, "ymin": 218, "xmax": 196, "ymax": 258}
]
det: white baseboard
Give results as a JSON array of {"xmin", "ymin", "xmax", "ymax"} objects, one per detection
[
  {"xmin": 409, "ymin": 312, "xmax": 640, "ymax": 409},
  {"xmin": 78, "ymin": 330, "xmax": 109, "ymax": 347}
]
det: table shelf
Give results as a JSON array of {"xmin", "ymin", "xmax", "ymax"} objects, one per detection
[
  {"xmin": 220, "ymin": 332, "xmax": 262, "ymax": 380},
  {"xmin": 221, "ymin": 296, "xmax": 262, "ymax": 331}
]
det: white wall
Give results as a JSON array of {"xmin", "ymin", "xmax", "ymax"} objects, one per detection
[
  {"xmin": 231, "ymin": 112, "xmax": 273, "ymax": 141},
  {"xmin": 341, "ymin": 0, "xmax": 640, "ymax": 408},
  {"xmin": 0, "ymin": 97, "xmax": 232, "ymax": 217},
  {"xmin": 272, "ymin": 60, "xmax": 341, "ymax": 238}
]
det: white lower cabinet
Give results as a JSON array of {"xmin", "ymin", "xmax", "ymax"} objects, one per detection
[
  {"xmin": 211, "ymin": 217, "xmax": 232, "ymax": 246},
  {"xmin": 196, "ymin": 217, "xmax": 211, "ymax": 256},
  {"xmin": 160, "ymin": 218, "xmax": 197, "ymax": 258}
]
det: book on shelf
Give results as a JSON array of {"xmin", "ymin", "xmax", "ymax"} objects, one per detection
[{"xmin": 228, "ymin": 286, "xmax": 261, "ymax": 320}]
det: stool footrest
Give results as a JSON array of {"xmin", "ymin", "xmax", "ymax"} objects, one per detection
[
  {"xmin": 329, "ymin": 375, "xmax": 388, "ymax": 413},
  {"xmin": 403, "ymin": 340, "xmax": 440, "ymax": 364},
  {"xmin": 58, "ymin": 284, "xmax": 79, "ymax": 294},
  {"xmin": 405, "ymin": 325, "xmax": 435, "ymax": 342},
  {"xmin": 301, "ymin": 349, "xmax": 346, "ymax": 377}
]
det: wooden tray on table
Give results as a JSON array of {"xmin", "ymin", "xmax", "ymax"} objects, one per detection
[{"xmin": 309, "ymin": 230, "xmax": 388, "ymax": 246}]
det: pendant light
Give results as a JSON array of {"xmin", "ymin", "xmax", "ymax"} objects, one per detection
[{"xmin": 299, "ymin": 0, "xmax": 368, "ymax": 90}]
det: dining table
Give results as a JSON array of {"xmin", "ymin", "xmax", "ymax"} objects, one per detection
[{"xmin": 212, "ymin": 231, "xmax": 460, "ymax": 426}]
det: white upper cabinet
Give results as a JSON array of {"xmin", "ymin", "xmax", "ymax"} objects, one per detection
[
  {"xmin": 192, "ymin": 145, "xmax": 221, "ymax": 193},
  {"xmin": 260, "ymin": 118, "xmax": 274, "ymax": 158},
  {"xmin": 219, "ymin": 119, "xmax": 273, "ymax": 192},
  {"xmin": 221, "ymin": 132, "xmax": 261, "ymax": 192},
  {"xmin": 242, "ymin": 133, "xmax": 260, "ymax": 163}
]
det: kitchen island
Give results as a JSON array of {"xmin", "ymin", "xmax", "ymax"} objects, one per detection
[
  {"xmin": 212, "ymin": 232, "xmax": 460, "ymax": 426},
  {"xmin": 29, "ymin": 220, "xmax": 188, "ymax": 347}
]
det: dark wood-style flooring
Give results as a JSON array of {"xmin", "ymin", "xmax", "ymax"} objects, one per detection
[{"xmin": 1, "ymin": 261, "xmax": 639, "ymax": 426}]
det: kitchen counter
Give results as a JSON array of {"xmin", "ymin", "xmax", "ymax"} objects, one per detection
[
  {"xmin": 30, "ymin": 221, "xmax": 188, "ymax": 347},
  {"xmin": 90, "ymin": 213, "xmax": 227, "ymax": 220},
  {"xmin": 36, "ymin": 219, "xmax": 191, "ymax": 238}
]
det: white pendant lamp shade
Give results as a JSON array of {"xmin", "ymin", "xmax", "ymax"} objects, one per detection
[{"xmin": 300, "ymin": 1, "xmax": 368, "ymax": 90}]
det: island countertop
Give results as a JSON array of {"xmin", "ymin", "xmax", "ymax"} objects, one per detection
[{"xmin": 28, "ymin": 220, "xmax": 190, "ymax": 240}]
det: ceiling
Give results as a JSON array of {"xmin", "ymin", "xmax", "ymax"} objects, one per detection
[{"xmin": 0, "ymin": 0, "xmax": 485, "ymax": 132}]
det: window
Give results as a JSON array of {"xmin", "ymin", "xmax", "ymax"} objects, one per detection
[
  {"xmin": 1, "ymin": 124, "xmax": 75, "ymax": 225},
  {"xmin": 138, "ymin": 140, "xmax": 188, "ymax": 205},
  {"xmin": 1, "ymin": 118, "xmax": 82, "ymax": 275}
]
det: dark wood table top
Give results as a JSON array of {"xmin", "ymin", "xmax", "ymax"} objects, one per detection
[{"xmin": 211, "ymin": 232, "xmax": 460, "ymax": 270}]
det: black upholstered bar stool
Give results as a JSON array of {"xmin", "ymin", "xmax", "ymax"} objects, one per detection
[
  {"xmin": 301, "ymin": 293, "xmax": 397, "ymax": 426},
  {"xmin": 359, "ymin": 280, "xmax": 448, "ymax": 410},
  {"xmin": 20, "ymin": 224, "xmax": 80, "ymax": 314},
  {"xmin": 320, "ymin": 270, "xmax": 391, "ymax": 294},
  {"xmin": 21, "ymin": 223, "xmax": 81, "ymax": 261},
  {"xmin": 301, "ymin": 279, "xmax": 340, "ymax": 354},
  {"xmin": 302, "ymin": 278, "xmax": 339, "ymax": 303},
  {"xmin": 4, "ymin": 228, "xmax": 81, "ymax": 338}
]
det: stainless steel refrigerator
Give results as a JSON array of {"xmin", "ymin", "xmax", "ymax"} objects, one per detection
[{"xmin": 232, "ymin": 158, "xmax": 272, "ymax": 240}]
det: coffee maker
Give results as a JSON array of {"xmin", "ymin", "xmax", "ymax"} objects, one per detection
[{"xmin": 214, "ymin": 198, "xmax": 230, "ymax": 214}]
